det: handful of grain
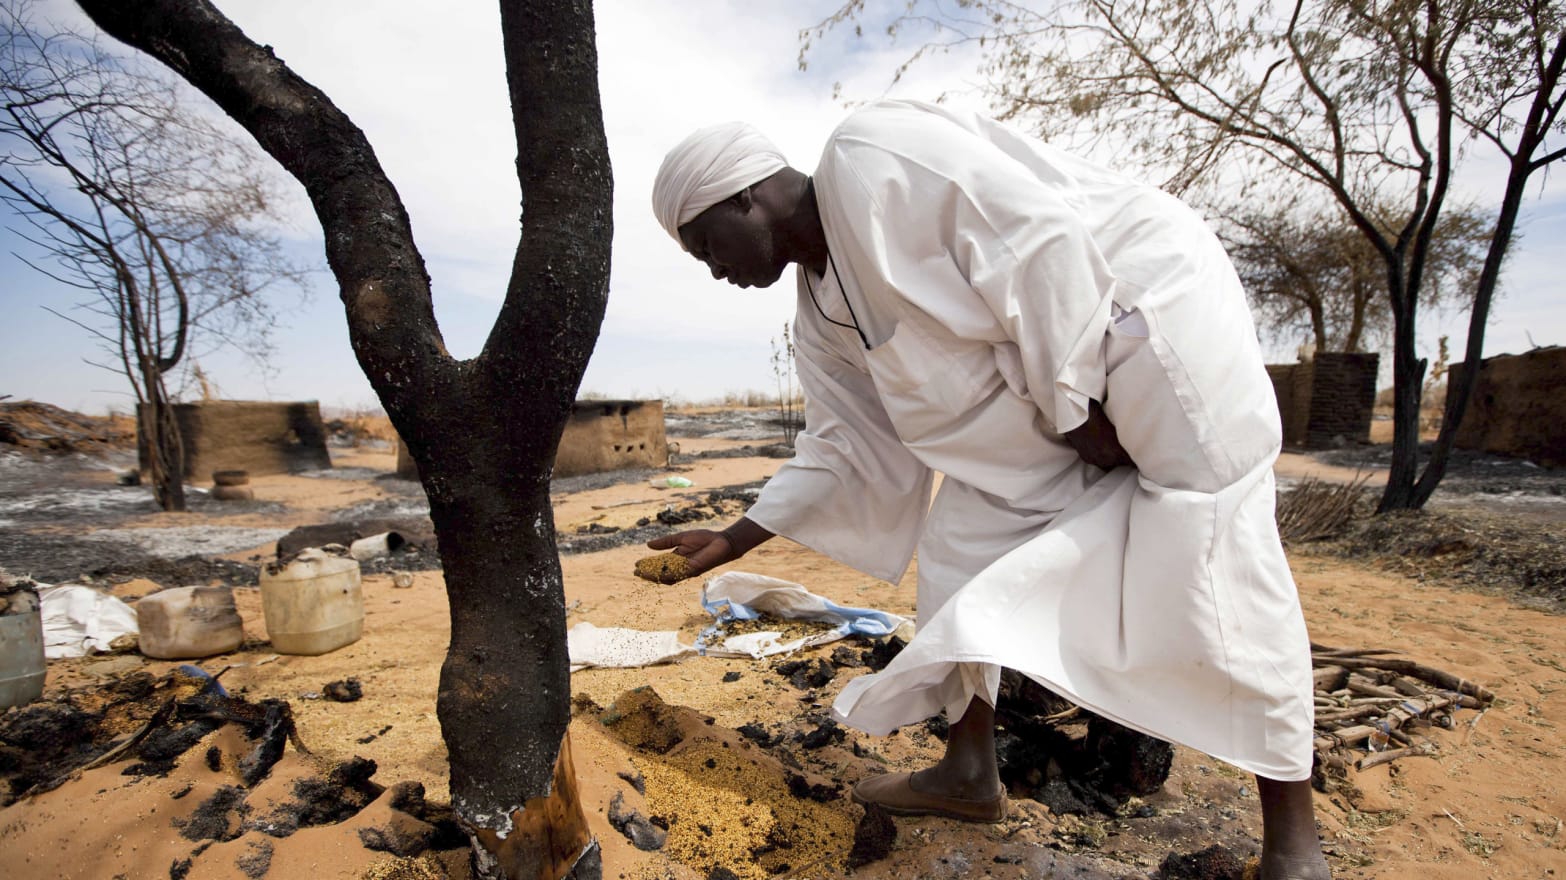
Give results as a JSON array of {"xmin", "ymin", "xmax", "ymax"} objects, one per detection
[{"xmin": 634, "ymin": 552, "xmax": 693, "ymax": 585}]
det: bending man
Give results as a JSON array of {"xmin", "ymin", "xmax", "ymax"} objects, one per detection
[{"xmin": 648, "ymin": 99, "xmax": 1330, "ymax": 880}]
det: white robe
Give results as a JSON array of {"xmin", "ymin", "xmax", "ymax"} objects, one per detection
[{"xmin": 742, "ymin": 99, "xmax": 1315, "ymax": 781}]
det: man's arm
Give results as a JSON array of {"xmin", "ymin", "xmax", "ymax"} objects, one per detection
[
  {"xmin": 645, "ymin": 516, "xmax": 775, "ymax": 581},
  {"xmin": 1063, "ymin": 398, "xmax": 1133, "ymax": 470}
]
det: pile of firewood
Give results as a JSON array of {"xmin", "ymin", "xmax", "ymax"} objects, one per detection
[{"xmin": 1311, "ymin": 643, "xmax": 1494, "ymax": 778}]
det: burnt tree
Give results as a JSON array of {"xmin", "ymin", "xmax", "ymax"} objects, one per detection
[{"xmin": 73, "ymin": 1, "xmax": 611, "ymax": 878}]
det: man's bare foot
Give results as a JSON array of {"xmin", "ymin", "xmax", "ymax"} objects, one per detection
[
  {"xmin": 1256, "ymin": 776, "xmax": 1330, "ymax": 879},
  {"xmin": 1259, "ymin": 851, "xmax": 1332, "ymax": 880}
]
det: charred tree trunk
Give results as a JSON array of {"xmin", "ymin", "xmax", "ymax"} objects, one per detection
[
  {"xmin": 126, "ymin": 269, "xmax": 187, "ymax": 511},
  {"xmin": 1412, "ymin": 33, "xmax": 1566, "ymax": 509},
  {"xmin": 1410, "ymin": 158, "xmax": 1525, "ymax": 509},
  {"xmin": 74, "ymin": 2, "xmax": 613, "ymax": 877},
  {"xmin": 1378, "ymin": 283, "xmax": 1426, "ymax": 513},
  {"xmin": 1307, "ymin": 298, "xmax": 1327, "ymax": 354},
  {"xmin": 142, "ymin": 368, "xmax": 186, "ymax": 512}
]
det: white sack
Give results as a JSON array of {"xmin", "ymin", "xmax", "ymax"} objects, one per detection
[
  {"xmin": 567, "ymin": 621, "xmax": 693, "ymax": 672},
  {"xmin": 39, "ymin": 584, "xmax": 139, "ymax": 659}
]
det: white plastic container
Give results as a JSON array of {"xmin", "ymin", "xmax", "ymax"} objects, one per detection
[
  {"xmin": 0, "ymin": 589, "xmax": 46, "ymax": 708},
  {"xmin": 136, "ymin": 586, "xmax": 244, "ymax": 659},
  {"xmin": 259, "ymin": 548, "xmax": 364, "ymax": 655}
]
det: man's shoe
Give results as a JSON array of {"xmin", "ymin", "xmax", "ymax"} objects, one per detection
[{"xmin": 851, "ymin": 772, "xmax": 1008, "ymax": 823}]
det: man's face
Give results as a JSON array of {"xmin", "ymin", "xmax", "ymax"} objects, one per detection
[{"xmin": 677, "ymin": 192, "xmax": 786, "ymax": 289}]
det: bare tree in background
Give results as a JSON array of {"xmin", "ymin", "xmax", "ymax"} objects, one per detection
[
  {"xmin": 804, "ymin": 0, "xmax": 1565, "ymax": 511},
  {"xmin": 0, "ymin": 0, "xmax": 307, "ymax": 510},
  {"xmin": 771, "ymin": 322, "xmax": 800, "ymax": 446},
  {"xmin": 73, "ymin": 1, "xmax": 613, "ymax": 877},
  {"xmin": 1223, "ymin": 200, "xmax": 1491, "ymax": 354}
]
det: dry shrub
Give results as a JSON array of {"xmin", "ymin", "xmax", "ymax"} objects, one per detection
[{"xmin": 1276, "ymin": 475, "xmax": 1372, "ymax": 543}]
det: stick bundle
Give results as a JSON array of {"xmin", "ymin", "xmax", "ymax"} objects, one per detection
[
  {"xmin": 1309, "ymin": 643, "xmax": 1493, "ymax": 774},
  {"xmin": 1276, "ymin": 474, "xmax": 1370, "ymax": 542}
]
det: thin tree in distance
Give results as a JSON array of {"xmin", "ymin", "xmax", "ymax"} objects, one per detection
[
  {"xmin": 1222, "ymin": 199, "xmax": 1492, "ymax": 355},
  {"xmin": 0, "ymin": 0, "xmax": 308, "ymax": 510},
  {"xmin": 771, "ymin": 322, "xmax": 800, "ymax": 446}
]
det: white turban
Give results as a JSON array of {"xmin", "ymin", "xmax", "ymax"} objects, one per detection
[{"xmin": 651, "ymin": 121, "xmax": 788, "ymax": 248}]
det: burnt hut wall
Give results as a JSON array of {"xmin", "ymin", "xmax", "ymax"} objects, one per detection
[
  {"xmin": 1451, "ymin": 347, "xmax": 1566, "ymax": 466},
  {"xmin": 138, "ymin": 400, "xmax": 332, "ymax": 480},
  {"xmin": 1303, "ymin": 352, "xmax": 1379, "ymax": 448},
  {"xmin": 1266, "ymin": 363, "xmax": 1316, "ymax": 447},
  {"xmin": 394, "ymin": 436, "xmax": 420, "ymax": 480},
  {"xmin": 1265, "ymin": 354, "xmax": 1378, "ymax": 449},
  {"xmin": 553, "ymin": 399, "xmax": 669, "ymax": 478}
]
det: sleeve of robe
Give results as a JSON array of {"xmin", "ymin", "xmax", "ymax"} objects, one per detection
[
  {"xmin": 819, "ymin": 104, "xmax": 1127, "ymax": 434},
  {"xmin": 743, "ymin": 313, "xmax": 934, "ymax": 584}
]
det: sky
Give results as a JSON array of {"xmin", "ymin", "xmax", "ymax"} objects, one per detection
[{"xmin": 1, "ymin": 0, "xmax": 1561, "ymax": 416}]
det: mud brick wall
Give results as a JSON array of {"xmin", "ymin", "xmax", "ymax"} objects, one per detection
[
  {"xmin": 1265, "ymin": 353, "xmax": 1379, "ymax": 448},
  {"xmin": 1267, "ymin": 362, "xmax": 1321, "ymax": 447},
  {"xmin": 553, "ymin": 399, "xmax": 669, "ymax": 478},
  {"xmin": 1266, "ymin": 364, "xmax": 1303, "ymax": 446},
  {"xmin": 394, "ymin": 436, "xmax": 419, "ymax": 481},
  {"xmin": 1303, "ymin": 353, "xmax": 1379, "ymax": 447},
  {"xmin": 389, "ymin": 399, "xmax": 669, "ymax": 483},
  {"xmin": 139, "ymin": 400, "xmax": 332, "ymax": 480},
  {"xmin": 1450, "ymin": 347, "xmax": 1566, "ymax": 466}
]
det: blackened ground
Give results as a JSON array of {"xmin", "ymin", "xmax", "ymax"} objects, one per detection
[
  {"xmin": 663, "ymin": 410, "xmax": 796, "ymax": 441},
  {"xmin": 0, "ymin": 529, "xmax": 268, "ymax": 586},
  {"xmin": 1281, "ymin": 442, "xmax": 1566, "ymax": 606},
  {"xmin": 0, "ymin": 413, "xmax": 772, "ymax": 584},
  {"xmin": 1313, "ymin": 502, "xmax": 1566, "ymax": 608},
  {"xmin": 1312, "ymin": 441, "xmax": 1565, "ymax": 507},
  {"xmin": 557, "ymin": 485, "xmax": 763, "ymax": 556}
]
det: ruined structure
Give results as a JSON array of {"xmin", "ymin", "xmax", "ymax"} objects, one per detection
[
  {"xmin": 394, "ymin": 436, "xmax": 419, "ymax": 480},
  {"xmin": 1451, "ymin": 346, "xmax": 1566, "ymax": 466},
  {"xmin": 1265, "ymin": 352, "xmax": 1380, "ymax": 449},
  {"xmin": 138, "ymin": 400, "xmax": 332, "ymax": 480},
  {"xmin": 553, "ymin": 399, "xmax": 669, "ymax": 478},
  {"xmin": 391, "ymin": 399, "xmax": 670, "ymax": 482}
]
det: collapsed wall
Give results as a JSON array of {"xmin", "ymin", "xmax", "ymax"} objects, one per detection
[
  {"xmin": 389, "ymin": 399, "xmax": 669, "ymax": 483},
  {"xmin": 138, "ymin": 400, "xmax": 332, "ymax": 479},
  {"xmin": 1450, "ymin": 346, "xmax": 1566, "ymax": 466},
  {"xmin": 1265, "ymin": 352, "xmax": 1379, "ymax": 449},
  {"xmin": 554, "ymin": 399, "xmax": 668, "ymax": 478},
  {"xmin": 394, "ymin": 435, "xmax": 419, "ymax": 480}
]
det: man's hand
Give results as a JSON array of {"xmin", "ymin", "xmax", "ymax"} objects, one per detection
[
  {"xmin": 1064, "ymin": 398, "xmax": 1134, "ymax": 470},
  {"xmin": 645, "ymin": 529, "xmax": 736, "ymax": 580}
]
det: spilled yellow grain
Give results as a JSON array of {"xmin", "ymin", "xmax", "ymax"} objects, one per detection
[{"xmin": 633, "ymin": 740, "xmax": 855, "ymax": 880}]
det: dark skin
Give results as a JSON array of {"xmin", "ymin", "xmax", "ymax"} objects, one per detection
[{"xmin": 653, "ymin": 167, "xmax": 1330, "ymax": 880}]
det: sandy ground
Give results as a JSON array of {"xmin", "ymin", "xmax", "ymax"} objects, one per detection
[{"xmin": 2, "ymin": 430, "xmax": 1564, "ymax": 880}]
